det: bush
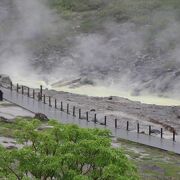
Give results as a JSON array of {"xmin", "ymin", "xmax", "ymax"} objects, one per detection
[
  {"xmin": 0, "ymin": 119, "xmax": 139, "ymax": 179},
  {"xmin": 51, "ymin": 0, "xmax": 105, "ymax": 12}
]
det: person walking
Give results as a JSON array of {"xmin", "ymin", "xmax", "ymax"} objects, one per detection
[{"xmin": 0, "ymin": 90, "xmax": 3, "ymax": 101}]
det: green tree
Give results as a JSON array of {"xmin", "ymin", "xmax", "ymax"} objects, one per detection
[{"xmin": 0, "ymin": 119, "xmax": 139, "ymax": 179}]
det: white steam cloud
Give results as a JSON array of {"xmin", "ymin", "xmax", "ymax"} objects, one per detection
[
  {"xmin": 0, "ymin": 0, "xmax": 67, "ymax": 82},
  {"xmin": 0, "ymin": 0, "xmax": 180, "ymax": 99}
]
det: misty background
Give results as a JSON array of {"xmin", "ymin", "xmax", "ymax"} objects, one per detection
[{"xmin": 0, "ymin": 0, "xmax": 180, "ymax": 99}]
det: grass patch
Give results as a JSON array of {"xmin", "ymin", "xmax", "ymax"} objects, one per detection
[
  {"xmin": 0, "ymin": 118, "xmax": 45, "ymax": 138},
  {"xmin": 118, "ymin": 138, "xmax": 180, "ymax": 180}
]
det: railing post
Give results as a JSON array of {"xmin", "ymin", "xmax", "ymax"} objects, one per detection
[
  {"xmin": 115, "ymin": 119, "xmax": 118, "ymax": 128},
  {"xmin": 67, "ymin": 104, "xmax": 69, "ymax": 114},
  {"xmin": 79, "ymin": 109, "xmax": 81, "ymax": 119},
  {"xmin": 61, "ymin": 102, "xmax": 63, "ymax": 111},
  {"xmin": 161, "ymin": 128, "xmax": 163, "ymax": 139},
  {"xmin": 27, "ymin": 87, "xmax": 30, "ymax": 97},
  {"xmin": 73, "ymin": 106, "xmax": 75, "ymax": 117},
  {"xmin": 10, "ymin": 82, "xmax": 13, "ymax": 91},
  {"xmin": 126, "ymin": 121, "xmax": 129, "ymax": 131},
  {"xmin": 104, "ymin": 116, "xmax": 107, "ymax": 126},
  {"xmin": 22, "ymin": 86, "xmax": 24, "ymax": 95},
  {"xmin": 137, "ymin": 123, "xmax": 140, "ymax": 133},
  {"xmin": 86, "ymin": 112, "xmax": 89, "ymax": 121},
  {"xmin": 55, "ymin": 99, "xmax": 57, "ymax": 109},
  {"xmin": 94, "ymin": 114, "xmax": 97, "ymax": 123},
  {"xmin": 0, "ymin": 90, "xmax": 3, "ymax": 101},
  {"xmin": 149, "ymin": 125, "xmax": 151, "ymax": 135},
  {"xmin": 43, "ymin": 94, "xmax": 46, "ymax": 104},
  {"xmin": 17, "ymin": 84, "xmax": 19, "ymax": 93},
  {"xmin": 33, "ymin": 90, "xmax": 35, "ymax": 99},
  {"xmin": 49, "ymin": 96, "xmax": 51, "ymax": 107},
  {"xmin": 173, "ymin": 131, "xmax": 176, "ymax": 142},
  {"xmin": 40, "ymin": 85, "xmax": 43, "ymax": 101}
]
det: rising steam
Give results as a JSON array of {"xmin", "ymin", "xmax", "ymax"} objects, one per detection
[{"xmin": 0, "ymin": 0, "xmax": 180, "ymax": 99}]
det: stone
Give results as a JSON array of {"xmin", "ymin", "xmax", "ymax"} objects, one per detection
[
  {"xmin": 140, "ymin": 131, "xmax": 145, "ymax": 134},
  {"xmin": 108, "ymin": 96, "xmax": 113, "ymax": 100},
  {"xmin": 0, "ymin": 74, "xmax": 12, "ymax": 87},
  {"xmin": 150, "ymin": 129, "xmax": 161, "ymax": 135},
  {"xmin": 6, "ymin": 145, "xmax": 17, "ymax": 150},
  {"xmin": 34, "ymin": 113, "xmax": 49, "ymax": 121}
]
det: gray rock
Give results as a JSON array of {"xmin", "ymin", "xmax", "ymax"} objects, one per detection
[
  {"xmin": 6, "ymin": 145, "xmax": 17, "ymax": 150},
  {"xmin": 151, "ymin": 129, "xmax": 161, "ymax": 135},
  {"xmin": 0, "ymin": 74, "xmax": 12, "ymax": 87},
  {"xmin": 34, "ymin": 113, "xmax": 49, "ymax": 121}
]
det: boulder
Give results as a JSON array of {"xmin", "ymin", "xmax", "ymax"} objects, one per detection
[
  {"xmin": 108, "ymin": 96, "xmax": 113, "ymax": 100},
  {"xmin": 34, "ymin": 113, "xmax": 49, "ymax": 122},
  {"xmin": 150, "ymin": 129, "xmax": 161, "ymax": 135},
  {"xmin": 0, "ymin": 74, "xmax": 12, "ymax": 87},
  {"xmin": 6, "ymin": 145, "xmax": 17, "ymax": 150}
]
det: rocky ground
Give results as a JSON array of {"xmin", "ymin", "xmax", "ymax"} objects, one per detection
[{"xmin": 41, "ymin": 87, "xmax": 180, "ymax": 142}]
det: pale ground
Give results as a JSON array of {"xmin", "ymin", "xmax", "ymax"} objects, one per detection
[
  {"xmin": 0, "ymin": 101, "xmax": 34, "ymax": 119},
  {"xmin": 0, "ymin": 101, "xmax": 34, "ymax": 148},
  {"xmin": 41, "ymin": 87, "xmax": 180, "ymax": 143}
]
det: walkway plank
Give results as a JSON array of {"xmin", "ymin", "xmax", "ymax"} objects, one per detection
[{"xmin": 0, "ymin": 86, "xmax": 180, "ymax": 154}]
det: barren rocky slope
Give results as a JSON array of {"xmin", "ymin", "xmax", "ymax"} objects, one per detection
[{"xmin": 42, "ymin": 88, "xmax": 180, "ymax": 141}]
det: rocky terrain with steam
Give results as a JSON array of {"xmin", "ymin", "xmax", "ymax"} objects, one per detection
[
  {"xmin": 1, "ymin": 0, "xmax": 180, "ymax": 140},
  {"xmin": 0, "ymin": 0, "xmax": 180, "ymax": 99}
]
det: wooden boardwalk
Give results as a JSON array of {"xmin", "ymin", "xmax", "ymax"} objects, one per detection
[{"xmin": 0, "ymin": 86, "xmax": 180, "ymax": 155}]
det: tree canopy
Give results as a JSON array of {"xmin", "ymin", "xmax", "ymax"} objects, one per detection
[{"xmin": 0, "ymin": 119, "xmax": 139, "ymax": 179}]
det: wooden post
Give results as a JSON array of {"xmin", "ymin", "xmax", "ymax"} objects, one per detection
[
  {"xmin": 61, "ymin": 102, "xmax": 63, "ymax": 111},
  {"xmin": 33, "ymin": 90, "xmax": 35, "ymax": 99},
  {"xmin": 10, "ymin": 82, "xmax": 13, "ymax": 91},
  {"xmin": 115, "ymin": 119, "xmax": 118, "ymax": 128},
  {"xmin": 73, "ymin": 106, "xmax": 75, "ymax": 117},
  {"xmin": 40, "ymin": 85, "xmax": 43, "ymax": 101},
  {"xmin": 104, "ymin": 116, "xmax": 107, "ymax": 126},
  {"xmin": 43, "ymin": 94, "xmax": 46, "ymax": 104},
  {"xmin": 49, "ymin": 96, "xmax": 51, "ymax": 107},
  {"xmin": 126, "ymin": 121, "xmax": 129, "ymax": 131},
  {"xmin": 17, "ymin": 84, "xmax": 19, "ymax": 92},
  {"xmin": 22, "ymin": 86, "xmax": 24, "ymax": 95},
  {"xmin": 0, "ymin": 90, "xmax": 3, "ymax": 101},
  {"xmin": 173, "ymin": 131, "xmax": 176, "ymax": 142},
  {"xmin": 67, "ymin": 104, "xmax": 69, "ymax": 114},
  {"xmin": 27, "ymin": 87, "xmax": 30, "ymax": 97},
  {"xmin": 161, "ymin": 128, "xmax": 163, "ymax": 139},
  {"xmin": 55, "ymin": 99, "xmax": 57, "ymax": 109},
  {"xmin": 86, "ymin": 112, "xmax": 89, "ymax": 121},
  {"xmin": 137, "ymin": 123, "xmax": 140, "ymax": 133},
  {"xmin": 149, "ymin": 125, "xmax": 151, "ymax": 135},
  {"xmin": 79, "ymin": 109, "xmax": 81, "ymax": 119},
  {"xmin": 94, "ymin": 114, "xmax": 97, "ymax": 123}
]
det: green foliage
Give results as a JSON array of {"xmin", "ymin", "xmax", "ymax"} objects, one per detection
[
  {"xmin": 0, "ymin": 119, "xmax": 139, "ymax": 179},
  {"xmin": 50, "ymin": 0, "xmax": 105, "ymax": 12}
]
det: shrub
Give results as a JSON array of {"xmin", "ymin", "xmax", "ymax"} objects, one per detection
[{"xmin": 0, "ymin": 119, "xmax": 139, "ymax": 179}]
